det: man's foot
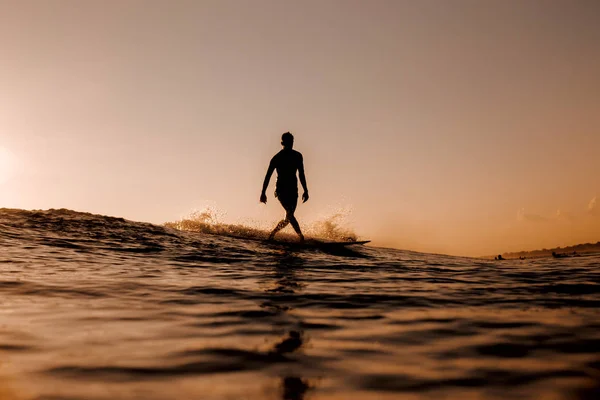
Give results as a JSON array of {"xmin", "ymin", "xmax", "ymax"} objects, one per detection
[{"xmin": 298, "ymin": 234, "xmax": 305, "ymax": 243}]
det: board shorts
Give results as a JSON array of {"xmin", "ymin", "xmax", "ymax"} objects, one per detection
[{"xmin": 274, "ymin": 187, "xmax": 298, "ymax": 212}]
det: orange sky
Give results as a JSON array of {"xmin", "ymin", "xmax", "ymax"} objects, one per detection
[{"xmin": 0, "ymin": 0, "xmax": 599, "ymax": 256}]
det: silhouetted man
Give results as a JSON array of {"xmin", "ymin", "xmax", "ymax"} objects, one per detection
[{"xmin": 260, "ymin": 132, "xmax": 309, "ymax": 241}]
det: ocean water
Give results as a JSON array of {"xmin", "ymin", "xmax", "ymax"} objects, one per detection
[{"xmin": 1, "ymin": 208, "xmax": 599, "ymax": 400}]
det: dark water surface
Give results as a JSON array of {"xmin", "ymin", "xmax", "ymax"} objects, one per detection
[{"xmin": 1, "ymin": 209, "xmax": 599, "ymax": 399}]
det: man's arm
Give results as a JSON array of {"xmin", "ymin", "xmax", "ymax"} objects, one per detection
[
  {"xmin": 298, "ymin": 154, "xmax": 309, "ymax": 203},
  {"xmin": 260, "ymin": 159, "xmax": 276, "ymax": 203}
]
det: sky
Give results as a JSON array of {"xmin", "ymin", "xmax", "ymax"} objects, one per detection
[{"xmin": 0, "ymin": 0, "xmax": 599, "ymax": 256}]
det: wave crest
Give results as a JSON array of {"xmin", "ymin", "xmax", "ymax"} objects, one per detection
[{"xmin": 165, "ymin": 207, "xmax": 358, "ymax": 242}]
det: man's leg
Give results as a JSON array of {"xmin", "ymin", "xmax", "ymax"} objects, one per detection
[
  {"xmin": 268, "ymin": 196, "xmax": 292, "ymax": 239},
  {"xmin": 268, "ymin": 219, "xmax": 289, "ymax": 240},
  {"xmin": 269, "ymin": 195, "xmax": 303, "ymax": 241},
  {"xmin": 287, "ymin": 210, "xmax": 304, "ymax": 241},
  {"xmin": 284, "ymin": 196, "xmax": 304, "ymax": 241}
]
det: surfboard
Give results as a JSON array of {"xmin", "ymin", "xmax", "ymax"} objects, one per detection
[
  {"xmin": 265, "ymin": 239, "xmax": 370, "ymax": 248},
  {"xmin": 313, "ymin": 240, "xmax": 371, "ymax": 246},
  {"xmin": 222, "ymin": 234, "xmax": 370, "ymax": 249}
]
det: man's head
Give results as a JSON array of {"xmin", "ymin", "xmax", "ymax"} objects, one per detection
[{"xmin": 281, "ymin": 132, "xmax": 294, "ymax": 149}]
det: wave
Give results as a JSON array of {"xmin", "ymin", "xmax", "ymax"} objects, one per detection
[
  {"xmin": 165, "ymin": 207, "xmax": 358, "ymax": 242},
  {"xmin": 2, "ymin": 208, "xmax": 600, "ymax": 399}
]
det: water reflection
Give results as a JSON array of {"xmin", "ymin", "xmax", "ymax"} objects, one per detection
[
  {"xmin": 281, "ymin": 376, "xmax": 311, "ymax": 400},
  {"xmin": 261, "ymin": 250, "xmax": 312, "ymax": 400}
]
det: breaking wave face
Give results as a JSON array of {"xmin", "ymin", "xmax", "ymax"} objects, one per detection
[{"xmin": 165, "ymin": 207, "xmax": 358, "ymax": 242}]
